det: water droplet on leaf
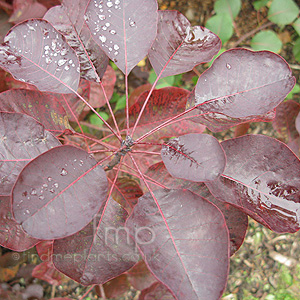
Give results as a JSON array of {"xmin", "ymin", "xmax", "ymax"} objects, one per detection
[
  {"xmin": 60, "ymin": 168, "xmax": 68, "ymax": 176},
  {"xmin": 226, "ymin": 63, "xmax": 231, "ymax": 70}
]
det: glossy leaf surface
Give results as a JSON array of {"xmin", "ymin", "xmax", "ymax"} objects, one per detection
[
  {"xmin": 126, "ymin": 189, "xmax": 229, "ymax": 300},
  {"xmin": 206, "ymin": 135, "xmax": 300, "ymax": 233},
  {"xmin": 12, "ymin": 145, "xmax": 108, "ymax": 239},
  {"xmin": 146, "ymin": 161, "xmax": 248, "ymax": 256},
  {"xmin": 44, "ymin": 0, "xmax": 109, "ymax": 82},
  {"xmin": 85, "ymin": 0, "xmax": 158, "ymax": 74},
  {"xmin": 0, "ymin": 19, "xmax": 80, "ymax": 93},
  {"xmin": 0, "ymin": 196, "xmax": 40, "ymax": 251},
  {"xmin": 0, "ymin": 112, "xmax": 61, "ymax": 196},
  {"xmin": 53, "ymin": 199, "xmax": 137, "ymax": 285},
  {"xmin": 0, "ymin": 89, "xmax": 71, "ymax": 134},
  {"xmin": 148, "ymin": 10, "xmax": 221, "ymax": 78},
  {"xmin": 194, "ymin": 49, "xmax": 295, "ymax": 118},
  {"xmin": 161, "ymin": 133, "xmax": 226, "ymax": 182},
  {"xmin": 186, "ymin": 89, "xmax": 275, "ymax": 132}
]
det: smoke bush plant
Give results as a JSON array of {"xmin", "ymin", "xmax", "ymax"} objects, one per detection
[{"xmin": 0, "ymin": 0, "xmax": 298, "ymax": 299}]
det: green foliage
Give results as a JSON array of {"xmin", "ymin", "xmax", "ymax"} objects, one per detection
[
  {"xmin": 214, "ymin": 0, "xmax": 241, "ymax": 20},
  {"xmin": 253, "ymin": 0, "xmax": 269, "ymax": 10},
  {"xmin": 293, "ymin": 37, "xmax": 300, "ymax": 62},
  {"xmin": 89, "ymin": 111, "xmax": 109, "ymax": 126},
  {"xmin": 293, "ymin": 18, "xmax": 300, "ymax": 36},
  {"xmin": 148, "ymin": 69, "xmax": 182, "ymax": 89},
  {"xmin": 286, "ymin": 83, "xmax": 300, "ymax": 99},
  {"xmin": 251, "ymin": 30, "xmax": 282, "ymax": 53},
  {"xmin": 207, "ymin": 48, "xmax": 227, "ymax": 67},
  {"xmin": 205, "ymin": 14, "xmax": 233, "ymax": 43},
  {"xmin": 268, "ymin": 0, "xmax": 299, "ymax": 26},
  {"xmin": 114, "ymin": 95, "xmax": 126, "ymax": 111}
]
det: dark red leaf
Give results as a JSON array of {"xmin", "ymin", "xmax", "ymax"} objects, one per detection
[
  {"xmin": 0, "ymin": 89, "xmax": 71, "ymax": 134},
  {"xmin": 186, "ymin": 89, "xmax": 276, "ymax": 132},
  {"xmin": 161, "ymin": 133, "xmax": 226, "ymax": 182},
  {"xmin": 0, "ymin": 112, "xmax": 61, "ymax": 196},
  {"xmin": 193, "ymin": 49, "xmax": 295, "ymax": 118},
  {"xmin": 12, "ymin": 145, "xmax": 108, "ymax": 239},
  {"xmin": 148, "ymin": 10, "xmax": 221, "ymax": 78},
  {"xmin": 130, "ymin": 87, "xmax": 205, "ymax": 140},
  {"xmin": 126, "ymin": 260, "xmax": 157, "ymax": 291},
  {"xmin": 53, "ymin": 199, "xmax": 137, "ymax": 285},
  {"xmin": 126, "ymin": 189, "xmax": 229, "ymax": 300},
  {"xmin": 103, "ymin": 274, "xmax": 131, "ymax": 298},
  {"xmin": 32, "ymin": 261, "xmax": 66, "ymax": 285},
  {"xmin": 10, "ymin": 0, "xmax": 47, "ymax": 23},
  {"xmin": 44, "ymin": 0, "xmax": 109, "ymax": 82},
  {"xmin": 0, "ymin": 19, "xmax": 80, "ymax": 93},
  {"xmin": 36, "ymin": 240, "xmax": 53, "ymax": 261},
  {"xmin": 146, "ymin": 161, "xmax": 248, "ymax": 256},
  {"xmin": 111, "ymin": 176, "xmax": 143, "ymax": 214},
  {"xmin": 206, "ymin": 135, "xmax": 300, "ymax": 233},
  {"xmin": 85, "ymin": 0, "xmax": 158, "ymax": 74},
  {"xmin": 139, "ymin": 282, "xmax": 175, "ymax": 300},
  {"xmin": 0, "ymin": 196, "xmax": 40, "ymax": 251}
]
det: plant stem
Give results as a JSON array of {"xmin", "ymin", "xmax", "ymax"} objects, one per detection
[{"xmin": 78, "ymin": 285, "xmax": 95, "ymax": 300}]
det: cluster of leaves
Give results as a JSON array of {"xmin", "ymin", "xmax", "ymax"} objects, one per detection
[{"xmin": 0, "ymin": 0, "xmax": 299, "ymax": 299}]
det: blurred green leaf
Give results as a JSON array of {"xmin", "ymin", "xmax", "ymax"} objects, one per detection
[
  {"xmin": 115, "ymin": 95, "xmax": 126, "ymax": 111},
  {"xmin": 293, "ymin": 18, "xmax": 300, "ymax": 36},
  {"xmin": 205, "ymin": 14, "xmax": 233, "ymax": 43},
  {"xmin": 148, "ymin": 69, "xmax": 179, "ymax": 89},
  {"xmin": 207, "ymin": 48, "xmax": 227, "ymax": 67},
  {"xmin": 89, "ymin": 112, "xmax": 109, "ymax": 126},
  {"xmin": 293, "ymin": 37, "xmax": 300, "ymax": 62},
  {"xmin": 253, "ymin": 0, "xmax": 269, "ymax": 10},
  {"xmin": 214, "ymin": 0, "xmax": 241, "ymax": 20},
  {"xmin": 251, "ymin": 30, "xmax": 282, "ymax": 52},
  {"xmin": 268, "ymin": 0, "xmax": 299, "ymax": 25},
  {"xmin": 286, "ymin": 83, "xmax": 300, "ymax": 99}
]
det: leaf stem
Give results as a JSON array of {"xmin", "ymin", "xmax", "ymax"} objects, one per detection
[{"xmin": 78, "ymin": 285, "xmax": 95, "ymax": 300}]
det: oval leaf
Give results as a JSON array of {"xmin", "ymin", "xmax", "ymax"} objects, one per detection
[
  {"xmin": 53, "ymin": 199, "xmax": 137, "ymax": 285},
  {"xmin": 12, "ymin": 145, "xmax": 108, "ymax": 239},
  {"xmin": 161, "ymin": 133, "xmax": 226, "ymax": 182},
  {"xmin": 0, "ymin": 112, "xmax": 61, "ymax": 195},
  {"xmin": 0, "ymin": 196, "xmax": 40, "ymax": 251},
  {"xmin": 250, "ymin": 30, "xmax": 282, "ymax": 53},
  {"xmin": 214, "ymin": 0, "xmax": 241, "ymax": 20},
  {"xmin": 206, "ymin": 135, "xmax": 300, "ymax": 233},
  {"xmin": 85, "ymin": 0, "xmax": 158, "ymax": 75},
  {"xmin": 126, "ymin": 189, "xmax": 229, "ymax": 300},
  {"xmin": 0, "ymin": 89, "xmax": 71, "ymax": 134},
  {"xmin": 268, "ymin": 0, "xmax": 299, "ymax": 26},
  {"xmin": 194, "ymin": 48, "xmax": 295, "ymax": 118},
  {"xmin": 146, "ymin": 161, "xmax": 248, "ymax": 256},
  {"xmin": 44, "ymin": 0, "xmax": 109, "ymax": 82},
  {"xmin": 148, "ymin": 10, "xmax": 221, "ymax": 78},
  {"xmin": 0, "ymin": 19, "xmax": 80, "ymax": 93}
]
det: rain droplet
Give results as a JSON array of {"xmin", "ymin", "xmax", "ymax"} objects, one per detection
[
  {"xmin": 25, "ymin": 209, "xmax": 30, "ymax": 214},
  {"xmin": 114, "ymin": 44, "xmax": 119, "ymax": 50},
  {"xmin": 99, "ymin": 15, "xmax": 106, "ymax": 20},
  {"xmin": 47, "ymin": 177, "xmax": 52, "ymax": 182},
  {"xmin": 115, "ymin": 0, "xmax": 120, "ymax": 4},
  {"xmin": 30, "ymin": 189, "xmax": 37, "ymax": 195},
  {"xmin": 22, "ymin": 191, "xmax": 28, "ymax": 197},
  {"xmin": 53, "ymin": 183, "xmax": 59, "ymax": 188},
  {"xmin": 129, "ymin": 20, "xmax": 136, "ymax": 27},
  {"xmin": 99, "ymin": 35, "xmax": 107, "ymax": 43},
  {"xmin": 64, "ymin": 65, "xmax": 70, "ymax": 71},
  {"xmin": 42, "ymin": 183, "xmax": 48, "ymax": 188},
  {"xmin": 57, "ymin": 58, "xmax": 67, "ymax": 66},
  {"xmin": 39, "ymin": 195, "xmax": 45, "ymax": 200},
  {"xmin": 79, "ymin": 160, "xmax": 84, "ymax": 166},
  {"xmin": 107, "ymin": 1, "xmax": 113, "ymax": 7},
  {"xmin": 60, "ymin": 168, "xmax": 68, "ymax": 176},
  {"xmin": 110, "ymin": 30, "xmax": 116, "ymax": 35},
  {"xmin": 45, "ymin": 57, "xmax": 52, "ymax": 65},
  {"xmin": 226, "ymin": 63, "xmax": 231, "ymax": 70},
  {"xmin": 105, "ymin": 22, "xmax": 110, "ymax": 27},
  {"xmin": 49, "ymin": 188, "xmax": 55, "ymax": 193}
]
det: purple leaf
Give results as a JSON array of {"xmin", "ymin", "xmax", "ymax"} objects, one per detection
[
  {"xmin": 12, "ymin": 145, "xmax": 108, "ymax": 239},
  {"xmin": 194, "ymin": 49, "xmax": 295, "ymax": 118},
  {"xmin": 0, "ymin": 112, "xmax": 61, "ymax": 196},
  {"xmin": 85, "ymin": 0, "xmax": 158, "ymax": 75},
  {"xmin": 44, "ymin": 0, "xmax": 109, "ymax": 82},
  {"xmin": 206, "ymin": 135, "xmax": 300, "ymax": 233},
  {"xmin": 146, "ymin": 161, "xmax": 248, "ymax": 256},
  {"xmin": 0, "ymin": 89, "xmax": 71, "ymax": 134},
  {"xmin": 161, "ymin": 133, "xmax": 226, "ymax": 182},
  {"xmin": 53, "ymin": 199, "xmax": 137, "ymax": 285},
  {"xmin": 139, "ymin": 282, "xmax": 175, "ymax": 300},
  {"xmin": 0, "ymin": 19, "xmax": 80, "ymax": 93},
  {"xmin": 186, "ymin": 89, "xmax": 275, "ymax": 132},
  {"xmin": 126, "ymin": 189, "xmax": 229, "ymax": 300},
  {"xmin": 148, "ymin": 10, "xmax": 221, "ymax": 78},
  {"xmin": 0, "ymin": 196, "xmax": 40, "ymax": 251}
]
